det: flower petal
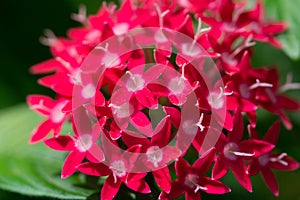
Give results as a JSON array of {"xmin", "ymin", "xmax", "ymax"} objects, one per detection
[
  {"xmin": 212, "ymin": 154, "xmax": 229, "ymax": 180},
  {"xmin": 27, "ymin": 95, "xmax": 55, "ymax": 116},
  {"xmin": 247, "ymin": 159, "xmax": 260, "ymax": 176},
  {"xmin": 159, "ymin": 180, "xmax": 185, "ymax": 200},
  {"xmin": 269, "ymin": 154, "xmax": 299, "ymax": 171},
  {"xmin": 227, "ymin": 111, "xmax": 244, "ymax": 142},
  {"xmin": 30, "ymin": 119, "xmax": 53, "ymax": 143},
  {"xmin": 125, "ymin": 179, "xmax": 151, "ymax": 194},
  {"xmin": 44, "ymin": 135, "xmax": 74, "ymax": 151},
  {"xmin": 261, "ymin": 168, "xmax": 279, "ymax": 196},
  {"xmin": 185, "ymin": 191, "xmax": 200, "ymax": 200},
  {"xmin": 130, "ymin": 111, "xmax": 153, "ymax": 137},
  {"xmin": 201, "ymin": 177, "xmax": 231, "ymax": 194},
  {"xmin": 86, "ymin": 144, "xmax": 105, "ymax": 163},
  {"xmin": 152, "ymin": 116, "xmax": 171, "ymax": 147},
  {"xmin": 163, "ymin": 106, "xmax": 181, "ymax": 129},
  {"xmin": 175, "ymin": 158, "xmax": 191, "ymax": 177},
  {"xmin": 192, "ymin": 148, "xmax": 215, "ymax": 174},
  {"xmin": 153, "ymin": 167, "xmax": 171, "ymax": 193},
  {"xmin": 101, "ymin": 175, "xmax": 122, "ymax": 200},
  {"xmin": 61, "ymin": 150, "xmax": 85, "ymax": 179},
  {"xmin": 264, "ymin": 120, "xmax": 280, "ymax": 145},
  {"xmin": 231, "ymin": 159, "xmax": 252, "ymax": 192},
  {"xmin": 77, "ymin": 162, "xmax": 111, "ymax": 176},
  {"xmin": 135, "ymin": 88, "xmax": 158, "ymax": 109},
  {"xmin": 240, "ymin": 139, "xmax": 274, "ymax": 157}
]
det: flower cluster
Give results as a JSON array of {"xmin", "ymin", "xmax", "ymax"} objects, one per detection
[{"xmin": 28, "ymin": 0, "xmax": 299, "ymax": 199}]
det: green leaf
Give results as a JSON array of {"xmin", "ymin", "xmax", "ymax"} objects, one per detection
[
  {"xmin": 264, "ymin": 0, "xmax": 300, "ymax": 60},
  {"xmin": 0, "ymin": 105, "xmax": 97, "ymax": 199}
]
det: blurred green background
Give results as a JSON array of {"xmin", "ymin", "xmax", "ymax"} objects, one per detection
[{"xmin": 0, "ymin": 0, "xmax": 299, "ymax": 199}]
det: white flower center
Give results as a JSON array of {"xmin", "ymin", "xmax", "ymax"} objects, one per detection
[
  {"xmin": 84, "ymin": 30, "xmax": 101, "ymax": 43},
  {"xmin": 239, "ymin": 83, "xmax": 250, "ymax": 99},
  {"xmin": 208, "ymin": 92, "xmax": 224, "ymax": 109},
  {"xmin": 258, "ymin": 154, "xmax": 269, "ymax": 166},
  {"xmin": 50, "ymin": 101, "xmax": 67, "ymax": 123},
  {"xmin": 207, "ymin": 87, "xmax": 232, "ymax": 109},
  {"xmin": 168, "ymin": 64, "xmax": 188, "ymax": 95},
  {"xmin": 102, "ymin": 51, "xmax": 121, "ymax": 68},
  {"xmin": 75, "ymin": 134, "xmax": 93, "ymax": 152},
  {"xmin": 182, "ymin": 119, "xmax": 198, "ymax": 135},
  {"xmin": 126, "ymin": 71, "xmax": 145, "ymax": 92},
  {"xmin": 96, "ymin": 43, "xmax": 121, "ymax": 68},
  {"xmin": 110, "ymin": 160, "xmax": 127, "ymax": 183},
  {"xmin": 109, "ymin": 102, "xmax": 132, "ymax": 118},
  {"xmin": 81, "ymin": 83, "xmax": 96, "ymax": 99},
  {"xmin": 184, "ymin": 174, "xmax": 207, "ymax": 193},
  {"xmin": 182, "ymin": 42, "xmax": 201, "ymax": 57},
  {"xmin": 69, "ymin": 69, "xmax": 82, "ymax": 85},
  {"xmin": 146, "ymin": 146, "xmax": 163, "ymax": 168},
  {"xmin": 113, "ymin": 23, "xmax": 129, "ymax": 36}
]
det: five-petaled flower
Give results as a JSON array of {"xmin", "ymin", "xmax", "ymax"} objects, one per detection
[
  {"xmin": 247, "ymin": 121, "xmax": 299, "ymax": 196},
  {"xmin": 160, "ymin": 148, "xmax": 231, "ymax": 200},
  {"xmin": 27, "ymin": 0, "xmax": 300, "ymax": 199}
]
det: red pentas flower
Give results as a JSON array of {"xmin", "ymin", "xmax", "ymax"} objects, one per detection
[
  {"xmin": 77, "ymin": 132, "xmax": 150, "ymax": 200},
  {"xmin": 27, "ymin": 0, "xmax": 300, "ymax": 199},
  {"xmin": 247, "ymin": 121, "xmax": 299, "ymax": 196},
  {"xmin": 122, "ymin": 116, "xmax": 181, "ymax": 193},
  {"xmin": 212, "ymin": 111, "xmax": 274, "ymax": 192},
  {"xmin": 27, "ymin": 95, "xmax": 69, "ymax": 143},
  {"xmin": 44, "ymin": 107, "xmax": 106, "ymax": 178},
  {"xmin": 160, "ymin": 148, "xmax": 231, "ymax": 200}
]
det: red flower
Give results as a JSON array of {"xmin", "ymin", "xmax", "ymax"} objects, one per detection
[
  {"xmin": 212, "ymin": 111, "xmax": 274, "ymax": 192},
  {"xmin": 44, "ymin": 107, "xmax": 106, "ymax": 178},
  {"xmin": 160, "ymin": 148, "xmax": 231, "ymax": 200},
  {"xmin": 122, "ymin": 116, "xmax": 181, "ymax": 193},
  {"xmin": 27, "ymin": 95, "xmax": 69, "ymax": 143},
  {"xmin": 247, "ymin": 121, "xmax": 299, "ymax": 196},
  {"xmin": 77, "ymin": 133, "xmax": 150, "ymax": 200}
]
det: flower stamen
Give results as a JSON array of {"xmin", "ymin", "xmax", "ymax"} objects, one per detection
[
  {"xmin": 39, "ymin": 29, "xmax": 57, "ymax": 47},
  {"xmin": 249, "ymin": 79, "xmax": 273, "ymax": 90},
  {"xmin": 71, "ymin": 5, "xmax": 88, "ymax": 26},
  {"xmin": 270, "ymin": 153, "xmax": 288, "ymax": 166},
  {"xmin": 279, "ymin": 73, "xmax": 300, "ymax": 93},
  {"xmin": 155, "ymin": 4, "xmax": 170, "ymax": 29},
  {"xmin": 110, "ymin": 160, "xmax": 127, "ymax": 183},
  {"xmin": 194, "ymin": 113, "xmax": 205, "ymax": 132}
]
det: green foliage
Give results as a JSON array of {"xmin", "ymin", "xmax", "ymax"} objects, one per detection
[
  {"xmin": 0, "ymin": 105, "xmax": 97, "ymax": 199},
  {"xmin": 264, "ymin": 0, "xmax": 300, "ymax": 60}
]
